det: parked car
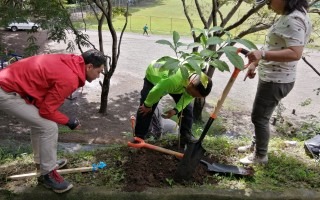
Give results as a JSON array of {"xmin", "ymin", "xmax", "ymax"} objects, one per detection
[{"xmin": 6, "ymin": 21, "xmax": 39, "ymax": 32}]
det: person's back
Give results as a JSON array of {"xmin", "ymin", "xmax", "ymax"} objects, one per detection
[
  {"xmin": 0, "ymin": 49, "xmax": 106, "ymax": 193},
  {"xmin": 134, "ymin": 60, "xmax": 212, "ymax": 145}
]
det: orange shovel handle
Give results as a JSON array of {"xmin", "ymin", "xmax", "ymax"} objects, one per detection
[{"xmin": 128, "ymin": 137, "xmax": 184, "ymax": 159}]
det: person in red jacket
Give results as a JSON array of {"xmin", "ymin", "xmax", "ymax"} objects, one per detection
[{"xmin": 0, "ymin": 49, "xmax": 106, "ymax": 193}]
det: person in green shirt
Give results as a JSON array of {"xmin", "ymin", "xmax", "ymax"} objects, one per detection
[{"xmin": 134, "ymin": 61, "xmax": 213, "ymax": 145}]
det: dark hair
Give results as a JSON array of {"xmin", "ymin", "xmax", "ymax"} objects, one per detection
[
  {"xmin": 190, "ymin": 74, "xmax": 213, "ymax": 97},
  {"xmin": 284, "ymin": 0, "xmax": 308, "ymax": 15},
  {"xmin": 81, "ymin": 49, "xmax": 106, "ymax": 68}
]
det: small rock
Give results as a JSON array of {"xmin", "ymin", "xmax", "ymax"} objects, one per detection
[{"xmin": 284, "ymin": 140, "xmax": 297, "ymax": 147}]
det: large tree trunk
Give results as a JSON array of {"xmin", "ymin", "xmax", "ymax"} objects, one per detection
[{"xmin": 99, "ymin": 74, "xmax": 111, "ymax": 114}]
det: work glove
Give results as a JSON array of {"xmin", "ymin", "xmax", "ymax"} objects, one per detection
[{"xmin": 66, "ymin": 117, "xmax": 81, "ymax": 130}]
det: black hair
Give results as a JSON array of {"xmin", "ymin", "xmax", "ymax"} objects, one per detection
[
  {"xmin": 284, "ymin": 0, "xmax": 309, "ymax": 15},
  {"xmin": 190, "ymin": 73, "xmax": 213, "ymax": 97},
  {"xmin": 81, "ymin": 49, "xmax": 106, "ymax": 68}
]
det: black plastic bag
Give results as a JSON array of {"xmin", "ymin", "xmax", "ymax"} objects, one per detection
[{"xmin": 304, "ymin": 134, "xmax": 320, "ymax": 159}]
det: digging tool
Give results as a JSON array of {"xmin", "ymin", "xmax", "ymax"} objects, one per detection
[
  {"xmin": 174, "ymin": 48, "xmax": 250, "ymax": 181},
  {"xmin": 9, "ymin": 162, "xmax": 107, "ymax": 180},
  {"xmin": 130, "ymin": 115, "xmax": 136, "ymax": 137},
  {"xmin": 302, "ymin": 56, "xmax": 320, "ymax": 77},
  {"xmin": 200, "ymin": 160, "xmax": 254, "ymax": 176},
  {"xmin": 128, "ymin": 137, "xmax": 184, "ymax": 159}
]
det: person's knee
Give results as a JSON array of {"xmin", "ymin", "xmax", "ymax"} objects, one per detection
[{"xmin": 41, "ymin": 121, "xmax": 58, "ymax": 134}]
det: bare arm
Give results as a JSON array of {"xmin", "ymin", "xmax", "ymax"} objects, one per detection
[{"xmin": 248, "ymin": 46, "xmax": 304, "ymax": 65}]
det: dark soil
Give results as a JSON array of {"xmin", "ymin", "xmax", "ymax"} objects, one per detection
[{"xmin": 122, "ymin": 142, "xmax": 219, "ymax": 192}]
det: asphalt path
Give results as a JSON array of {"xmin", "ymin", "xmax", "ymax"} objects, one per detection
[{"xmin": 47, "ymin": 30, "xmax": 320, "ymax": 119}]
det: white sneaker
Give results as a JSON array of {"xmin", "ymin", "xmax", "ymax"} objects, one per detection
[
  {"xmin": 237, "ymin": 142, "xmax": 255, "ymax": 153},
  {"xmin": 240, "ymin": 153, "xmax": 268, "ymax": 165}
]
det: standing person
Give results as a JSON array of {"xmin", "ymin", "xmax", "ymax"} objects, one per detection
[
  {"xmin": 239, "ymin": 0, "xmax": 312, "ymax": 164},
  {"xmin": 0, "ymin": 49, "xmax": 106, "ymax": 193},
  {"xmin": 143, "ymin": 24, "xmax": 149, "ymax": 35},
  {"xmin": 134, "ymin": 60, "xmax": 213, "ymax": 146}
]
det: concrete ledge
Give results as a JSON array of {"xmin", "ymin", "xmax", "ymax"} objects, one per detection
[{"xmin": 2, "ymin": 186, "xmax": 320, "ymax": 200}]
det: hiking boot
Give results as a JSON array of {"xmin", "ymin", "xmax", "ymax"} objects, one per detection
[
  {"xmin": 180, "ymin": 133, "xmax": 197, "ymax": 145},
  {"xmin": 40, "ymin": 169, "xmax": 73, "ymax": 193},
  {"xmin": 239, "ymin": 153, "xmax": 268, "ymax": 165},
  {"xmin": 36, "ymin": 158, "xmax": 68, "ymax": 171},
  {"xmin": 237, "ymin": 141, "xmax": 255, "ymax": 153}
]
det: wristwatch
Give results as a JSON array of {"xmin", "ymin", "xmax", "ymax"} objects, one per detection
[{"xmin": 261, "ymin": 50, "xmax": 266, "ymax": 60}]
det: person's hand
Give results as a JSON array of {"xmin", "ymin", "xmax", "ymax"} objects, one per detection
[
  {"xmin": 161, "ymin": 109, "xmax": 177, "ymax": 119},
  {"xmin": 138, "ymin": 104, "xmax": 152, "ymax": 116},
  {"xmin": 247, "ymin": 50, "xmax": 262, "ymax": 64},
  {"xmin": 66, "ymin": 117, "xmax": 81, "ymax": 130},
  {"xmin": 244, "ymin": 63, "xmax": 257, "ymax": 81}
]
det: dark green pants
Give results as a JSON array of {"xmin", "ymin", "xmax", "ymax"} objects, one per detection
[{"xmin": 252, "ymin": 80, "xmax": 294, "ymax": 156}]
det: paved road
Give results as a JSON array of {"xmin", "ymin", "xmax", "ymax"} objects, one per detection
[{"xmin": 47, "ymin": 31, "xmax": 320, "ymax": 120}]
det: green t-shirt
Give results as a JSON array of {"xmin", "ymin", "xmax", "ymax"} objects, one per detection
[{"xmin": 144, "ymin": 61, "xmax": 193, "ymax": 112}]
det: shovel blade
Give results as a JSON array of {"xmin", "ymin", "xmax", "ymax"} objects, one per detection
[
  {"xmin": 200, "ymin": 160, "xmax": 254, "ymax": 176},
  {"xmin": 174, "ymin": 142, "xmax": 206, "ymax": 181}
]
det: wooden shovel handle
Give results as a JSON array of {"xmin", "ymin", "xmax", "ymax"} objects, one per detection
[
  {"xmin": 211, "ymin": 48, "xmax": 249, "ymax": 119},
  {"xmin": 9, "ymin": 167, "xmax": 93, "ymax": 180},
  {"xmin": 127, "ymin": 137, "xmax": 184, "ymax": 159}
]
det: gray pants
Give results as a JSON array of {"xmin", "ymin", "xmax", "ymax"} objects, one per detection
[
  {"xmin": 0, "ymin": 88, "xmax": 58, "ymax": 175},
  {"xmin": 252, "ymin": 80, "xmax": 294, "ymax": 156}
]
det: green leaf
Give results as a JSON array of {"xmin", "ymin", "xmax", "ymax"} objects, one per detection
[
  {"xmin": 184, "ymin": 59, "xmax": 202, "ymax": 74},
  {"xmin": 200, "ymin": 49, "xmax": 217, "ymax": 58},
  {"xmin": 180, "ymin": 66, "xmax": 189, "ymax": 80},
  {"xmin": 156, "ymin": 56, "xmax": 175, "ymax": 63},
  {"xmin": 173, "ymin": 31, "xmax": 180, "ymax": 46},
  {"xmin": 207, "ymin": 36, "xmax": 224, "ymax": 46},
  {"xmin": 159, "ymin": 58, "xmax": 180, "ymax": 72},
  {"xmin": 156, "ymin": 40, "xmax": 174, "ymax": 50},
  {"xmin": 187, "ymin": 42, "xmax": 202, "ymax": 49},
  {"xmin": 203, "ymin": 29, "xmax": 209, "ymax": 37},
  {"xmin": 176, "ymin": 42, "xmax": 187, "ymax": 48},
  {"xmin": 209, "ymin": 60, "xmax": 230, "ymax": 72},
  {"xmin": 200, "ymin": 74, "xmax": 209, "ymax": 88},
  {"xmin": 231, "ymin": 38, "xmax": 258, "ymax": 50},
  {"xmin": 200, "ymin": 35, "xmax": 207, "ymax": 47},
  {"xmin": 191, "ymin": 28, "xmax": 204, "ymax": 34},
  {"xmin": 208, "ymin": 26, "xmax": 224, "ymax": 34},
  {"xmin": 221, "ymin": 46, "xmax": 244, "ymax": 70}
]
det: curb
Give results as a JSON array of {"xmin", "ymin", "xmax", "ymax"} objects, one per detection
[{"xmin": 2, "ymin": 186, "xmax": 320, "ymax": 200}]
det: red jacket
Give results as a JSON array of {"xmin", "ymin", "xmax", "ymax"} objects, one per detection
[{"xmin": 0, "ymin": 54, "xmax": 86, "ymax": 125}]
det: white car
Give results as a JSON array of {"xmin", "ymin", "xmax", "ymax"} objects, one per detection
[{"xmin": 7, "ymin": 21, "xmax": 39, "ymax": 32}]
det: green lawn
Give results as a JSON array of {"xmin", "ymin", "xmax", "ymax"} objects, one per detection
[{"xmin": 74, "ymin": 0, "xmax": 319, "ymax": 46}]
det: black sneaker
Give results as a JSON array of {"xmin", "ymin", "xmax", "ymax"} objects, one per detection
[{"xmin": 41, "ymin": 170, "xmax": 73, "ymax": 193}]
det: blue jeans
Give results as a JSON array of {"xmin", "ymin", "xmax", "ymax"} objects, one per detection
[
  {"xmin": 134, "ymin": 78, "xmax": 193, "ymax": 139},
  {"xmin": 252, "ymin": 80, "xmax": 294, "ymax": 156}
]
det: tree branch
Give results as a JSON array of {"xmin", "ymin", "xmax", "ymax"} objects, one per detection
[
  {"xmin": 220, "ymin": 0, "xmax": 243, "ymax": 27},
  {"xmin": 195, "ymin": 0, "xmax": 208, "ymax": 28}
]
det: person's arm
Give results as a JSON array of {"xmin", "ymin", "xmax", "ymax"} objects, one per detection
[
  {"xmin": 248, "ymin": 46, "xmax": 304, "ymax": 64},
  {"xmin": 38, "ymin": 78, "xmax": 79, "ymax": 127}
]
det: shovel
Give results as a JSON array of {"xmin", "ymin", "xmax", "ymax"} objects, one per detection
[
  {"xmin": 128, "ymin": 137, "xmax": 253, "ymax": 176},
  {"xmin": 174, "ymin": 48, "xmax": 249, "ymax": 181},
  {"xmin": 200, "ymin": 160, "xmax": 254, "ymax": 176}
]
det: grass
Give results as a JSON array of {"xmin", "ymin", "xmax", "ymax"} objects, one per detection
[
  {"xmin": 72, "ymin": 0, "xmax": 320, "ymax": 48},
  {"xmin": 1, "ymin": 116, "xmax": 320, "ymax": 193}
]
